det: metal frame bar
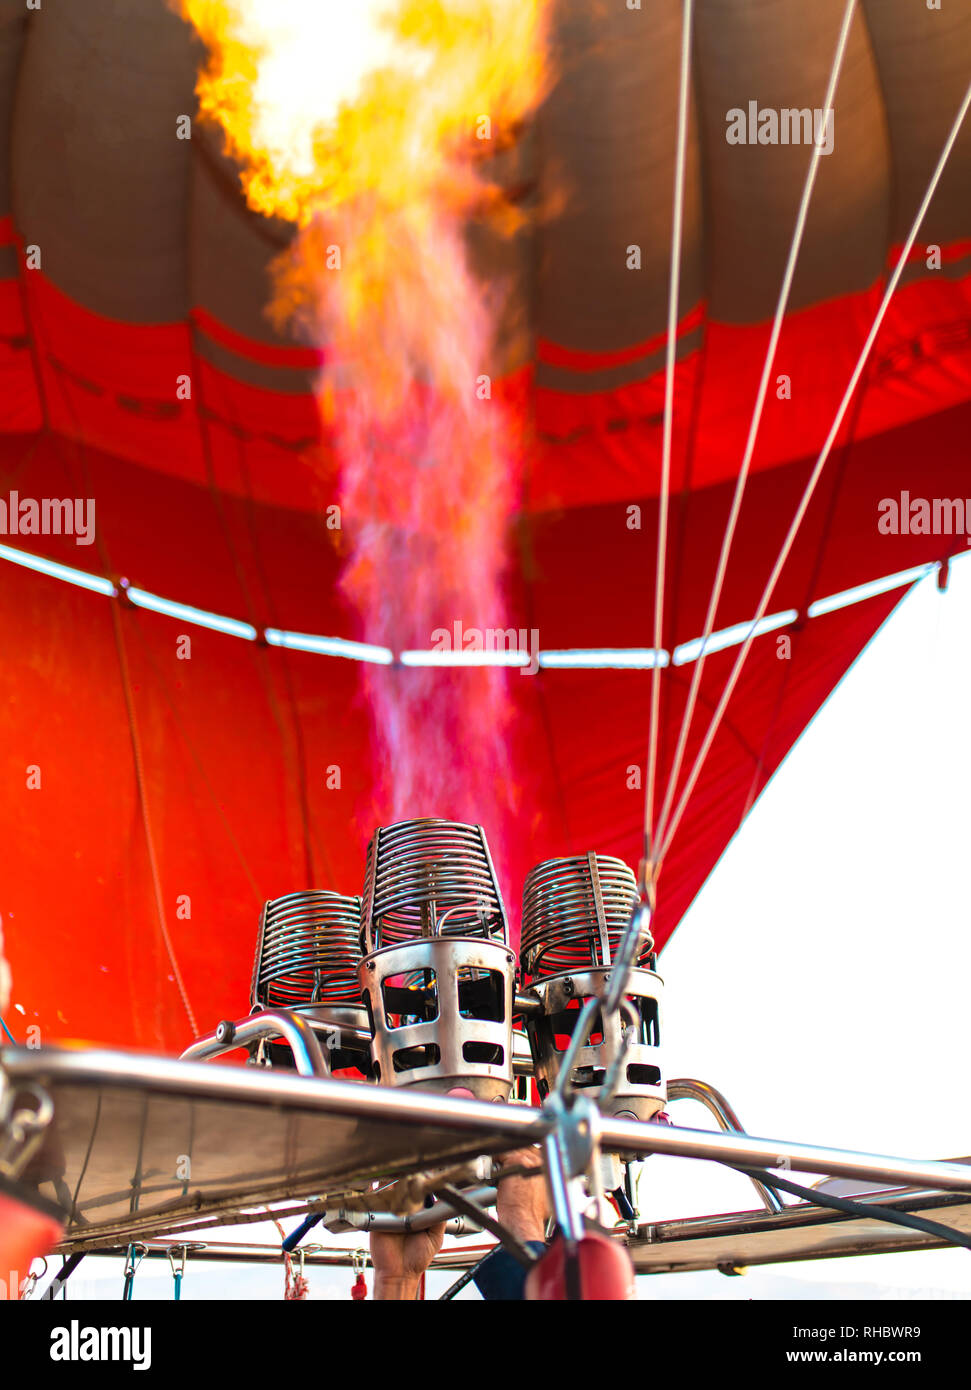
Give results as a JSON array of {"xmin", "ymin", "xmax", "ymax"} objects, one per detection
[
  {"xmin": 179, "ymin": 1010, "xmax": 329, "ymax": 1077},
  {"xmin": 667, "ymin": 1078, "xmax": 784, "ymax": 1213},
  {"xmin": 6, "ymin": 1047, "xmax": 971, "ymax": 1269},
  {"xmin": 630, "ymin": 1187, "xmax": 971, "ymax": 1274},
  {"xmin": 40, "ymin": 1239, "xmax": 497, "ymax": 1272},
  {"xmin": 7, "ymin": 1047, "xmax": 971, "ymax": 1194},
  {"xmin": 44, "ymin": 1185, "xmax": 971, "ymax": 1278}
]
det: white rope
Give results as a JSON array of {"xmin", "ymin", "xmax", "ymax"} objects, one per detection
[
  {"xmin": 653, "ymin": 0, "xmax": 858, "ymax": 859},
  {"xmin": 655, "ymin": 76, "xmax": 971, "ymax": 866},
  {"xmin": 643, "ymin": 0, "xmax": 694, "ymax": 888}
]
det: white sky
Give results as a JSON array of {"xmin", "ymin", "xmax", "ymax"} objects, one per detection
[{"xmin": 40, "ymin": 552, "xmax": 971, "ymax": 1301}]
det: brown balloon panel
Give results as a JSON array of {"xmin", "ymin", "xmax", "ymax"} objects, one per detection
[{"xmin": 520, "ymin": 853, "xmax": 665, "ymax": 1122}]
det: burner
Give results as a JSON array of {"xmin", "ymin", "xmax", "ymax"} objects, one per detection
[
  {"xmin": 359, "ymin": 819, "xmax": 515, "ymax": 1101},
  {"xmin": 520, "ymin": 852, "xmax": 665, "ymax": 1122},
  {"xmin": 361, "ymin": 818, "xmax": 506, "ymax": 952},
  {"xmin": 253, "ymin": 890, "xmax": 370, "ymax": 1073}
]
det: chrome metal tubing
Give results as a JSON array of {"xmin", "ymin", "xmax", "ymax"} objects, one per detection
[
  {"xmin": 291, "ymin": 1006, "xmax": 372, "ymax": 1050},
  {"xmin": 514, "ymin": 991, "xmax": 542, "ymax": 1018},
  {"xmin": 180, "ymin": 1010, "xmax": 329, "ymax": 1078},
  {"xmin": 115, "ymin": 1239, "xmax": 486, "ymax": 1271},
  {"xmin": 544, "ymin": 1127, "xmax": 584, "ymax": 1245},
  {"xmin": 325, "ymin": 1186, "xmax": 498, "ymax": 1234},
  {"xmin": 667, "ymin": 1078, "xmax": 784, "ymax": 1213},
  {"xmin": 597, "ymin": 1114, "xmax": 971, "ymax": 1194},
  {"xmin": 11, "ymin": 1048, "xmax": 971, "ymax": 1197},
  {"xmin": 356, "ymin": 1215, "xmax": 471, "ymax": 1236}
]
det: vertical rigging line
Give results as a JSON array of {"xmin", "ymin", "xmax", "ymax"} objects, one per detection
[
  {"xmin": 653, "ymin": 0, "xmax": 859, "ymax": 859},
  {"xmin": 655, "ymin": 77, "xmax": 971, "ymax": 866},
  {"xmin": 644, "ymin": 0, "xmax": 694, "ymax": 887},
  {"xmin": 737, "ymin": 352, "xmax": 873, "ymax": 835}
]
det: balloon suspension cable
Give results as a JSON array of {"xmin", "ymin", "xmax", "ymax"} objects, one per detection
[
  {"xmin": 652, "ymin": 0, "xmax": 858, "ymax": 863},
  {"xmin": 550, "ymin": 905, "xmax": 654, "ymax": 1112},
  {"xmin": 653, "ymin": 74, "xmax": 971, "ymax": 869},
  {"xmin": 644, "ymin": 0, "xmax": 694, "ymax": 857}
]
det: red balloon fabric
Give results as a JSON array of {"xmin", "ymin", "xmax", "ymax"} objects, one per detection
[{"xmin": 0, "ymin": 1, "xmax": 968, "ymax": 1052}]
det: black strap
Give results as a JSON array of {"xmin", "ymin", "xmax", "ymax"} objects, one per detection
[
  {"xmin": 436, "ymin": 1184, "xmax": 535, "ymax": 1268},
  {"xmin": 41, "ymin": 1253, "xmax": 84, "ymax": 1300},
  {"xmin": 734, "ymin": 1165, "xmax": 971, "ymax": 1253}
]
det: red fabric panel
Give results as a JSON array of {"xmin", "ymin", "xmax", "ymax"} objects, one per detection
[
  {"xmin": 0, "ymin": 558, "xmax": 370, "ymax": 1052},
  {"xmin": 3, "ymin": 255, "xmax": 968, "ymax": 516},
  {"xmin": 520, "ymin": 399, "xmax": 971, "ymax": 650},
  {"xmin": 530, "ymin": 265, "xmax": 971, "ymax": 508},
  {"xmin": 0, "ymin": 520, "xmax": 911, "ymax": 1052},
  {"xmin": 0, "ymin": 1186, "xmax": 64, "ymax": 1276},
  {"xmin": 0, "ymin": 245, "xmax": 968, "ymax": 1052}
]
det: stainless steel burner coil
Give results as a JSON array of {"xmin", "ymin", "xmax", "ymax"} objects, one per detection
[
  {"xmin": 252, "ymin": 891, "xmax": 363, "ymax": 1011},
  {"xmin": 361, "ymin": 818, "xmax": 507, "ymax": 954},
  {"xmin": 519, "ymin": 852, "xmax": 651, "ymax": 978},
  {"xmin": 518, "ymin": 852, "xmax": 664, "ymax": 1124}
]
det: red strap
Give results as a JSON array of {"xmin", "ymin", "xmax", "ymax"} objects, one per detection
[{"xmin": 351, "ymin": 1273, "xmax": 367, "ymax": 1300}]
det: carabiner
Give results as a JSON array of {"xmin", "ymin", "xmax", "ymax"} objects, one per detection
[
  {"xmin": 122, "ymin": 1243, "xmax": 148, "ymax": 1301},
  {"xmin": 166, "ymin": 1242, "xmax": 205, "ymax": 1300},
  {"xmin": 19, "ymin": 1257, "xmax": 46, "ymax": 1300}
]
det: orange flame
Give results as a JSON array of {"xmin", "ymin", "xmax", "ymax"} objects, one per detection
[{"xmin": 180, "ymin": 0, "xmax": 551, "ymax": 885}]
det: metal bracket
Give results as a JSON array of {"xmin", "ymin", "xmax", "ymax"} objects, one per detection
[
  {"xmin": 596, "ymin": 997, "xmax": 640, "ymax": 1108},
  {"xmin": 542, "ymin": 1090, "xmax": 603, "ymax": 1242},
  {"xmin": 0, "ymin": 1077, "xmax": 53, "ymax": 1180}
]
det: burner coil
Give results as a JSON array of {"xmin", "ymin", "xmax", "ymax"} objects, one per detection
[
  {"xmin": 362, "ymin": 818, "xmax": 506, "ymax": 954},
  {"xmin": 519, "ymin": 852, "xmax": 665, "ymax": 1125},
  {"xmin": 520, "ymin": 853, "xmax": 650, "ymax": 979},
  {"xmin": 252, "ymin": 890, "xmax": 363, "ymax": 1011}
]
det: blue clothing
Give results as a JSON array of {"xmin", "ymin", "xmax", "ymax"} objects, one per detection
[{"xmin": 472, "ymin": 1241, "xmax": 546, "ymax": 1300}]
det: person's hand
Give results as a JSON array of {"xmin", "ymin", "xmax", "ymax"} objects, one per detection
[
  {"xmin": 370, "ymin": 1222, "xmax": 446, "ymax": 1300},
  {"xmin": 495, "ymin": 1146, "xmax": 549, "ymax": 1246},
  {"xmin": 369, "ymin": 1087, "xmax": 475, "ymax": 1299}
]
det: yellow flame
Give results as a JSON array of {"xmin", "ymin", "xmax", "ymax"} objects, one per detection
[
  {"xmin": 179, "ymin": 0, "xmax": 552, "ymax": 863},
  {"xmin": 181, "ymin": 0, "xmax": 547, "ymax": 226}
]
